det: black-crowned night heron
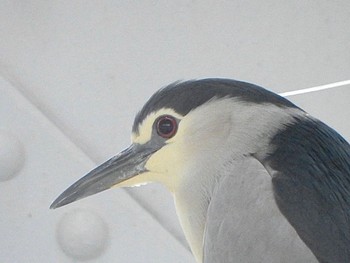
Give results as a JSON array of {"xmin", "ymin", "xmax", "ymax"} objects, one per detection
[{"xmin": 51, "ymin": 79, "xmax": 350, "ymax": 263}]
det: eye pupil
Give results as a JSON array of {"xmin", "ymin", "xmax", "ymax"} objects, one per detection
[
  {"xmin": 156, "ymin": 116, "xmax": 177, "ymax": 138},
  {"xmin": 159, "ymin": 119, "xmax": 173, "ymax": 134}
]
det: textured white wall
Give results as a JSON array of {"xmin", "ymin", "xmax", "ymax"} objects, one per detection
[{"xmin": 0, "ymin": 1, "xmax": 349, "ymax": 262}]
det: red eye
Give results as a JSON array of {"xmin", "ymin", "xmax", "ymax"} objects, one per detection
[{"xmin": 156, "ymin": 115, "xmax": 178, "ymax": 139}]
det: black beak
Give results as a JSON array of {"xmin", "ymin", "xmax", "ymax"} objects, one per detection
[{"xmin": 50, "ymin": 143, "xmax": 157, "ymax": 209}]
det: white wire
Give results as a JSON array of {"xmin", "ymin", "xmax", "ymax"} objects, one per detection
[{"xmin": 279, "ymin": 80, "xmax": 350, "ymax": 97}]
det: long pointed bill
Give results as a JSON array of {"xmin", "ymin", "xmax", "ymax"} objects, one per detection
[{"xmin": 50, "ymin": 143, "xmax": 157, "ymax": 209}]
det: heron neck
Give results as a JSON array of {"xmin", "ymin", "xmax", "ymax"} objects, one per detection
[{"xmin": 173, "ymin": 164, "xmax": 220, "ymax": 263}]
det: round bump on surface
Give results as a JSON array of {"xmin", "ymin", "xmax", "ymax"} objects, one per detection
[
  {"xmin": 0, "ymin": 131, "xmax": 25, "ymax": 181},
  {"xmin": 56, "ymin": 209, "xmax": 109, "ymax": 261}
]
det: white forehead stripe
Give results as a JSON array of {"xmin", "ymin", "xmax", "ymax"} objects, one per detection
[{"xmin": 132, "ymin": 108, "xmax": 183, "ymax": 144}]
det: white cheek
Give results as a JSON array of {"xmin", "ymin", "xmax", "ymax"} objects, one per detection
[
  {"xmin": 179, "ymin": 113, "xmax": 233, "ymax": 164},
  {"xmin": 173, "ymin": 98, "xmax": 306, "ymax": 164},
  {"xmin": 143, "ymin": 143, "xmax": 187, "ymax": 191}
]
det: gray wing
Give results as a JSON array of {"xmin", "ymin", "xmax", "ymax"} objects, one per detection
[{"xmin": 203, "ymin": 158, "xmax": 317, "ymax": 263}]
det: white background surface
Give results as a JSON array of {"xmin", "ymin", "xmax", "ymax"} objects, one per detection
[{"xmin": 0, "ymin": 1, "xmax": 349, "ymax": 262}]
